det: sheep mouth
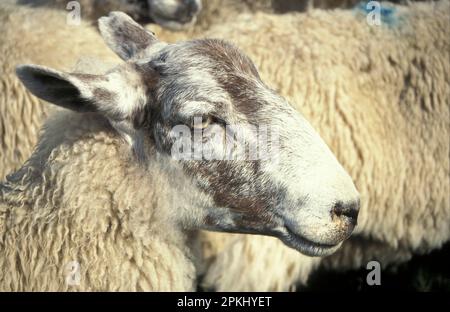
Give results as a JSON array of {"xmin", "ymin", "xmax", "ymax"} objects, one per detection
[{"xmin": 281, "ymin": 227, "xmax": 341, "ymax": 257}]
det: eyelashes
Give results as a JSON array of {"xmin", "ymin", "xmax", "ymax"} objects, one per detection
[
  {"xmin": 191, "ymin": 115, "xmax": 213, "ymax": 130},
  {"xmin": 190, "ymin": 115, "xmax": 226, "ymax": 131}
]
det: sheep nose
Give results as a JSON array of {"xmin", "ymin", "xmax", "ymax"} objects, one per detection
[{"xmin": 331, "ymin": 200, "xmax": 360, "ymax": 227}]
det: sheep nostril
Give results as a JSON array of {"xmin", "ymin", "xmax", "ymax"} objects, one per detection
[{"xmin": 331, "ymin": 200, "xmax": 360, "ymax": 225}]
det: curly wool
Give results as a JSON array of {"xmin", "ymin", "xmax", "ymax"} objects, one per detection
[
  {"xmin": 0, "ymin": 111, "xmax": 197, "ymax": 291},
  {"xmin": 198, "ymin": 1, "xmax": 450, "ymax": 291}
]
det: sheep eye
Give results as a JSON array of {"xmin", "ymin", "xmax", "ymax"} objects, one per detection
[{"xmin": 192, "ymin": 116, "xmax": 213, "ymax": 130}]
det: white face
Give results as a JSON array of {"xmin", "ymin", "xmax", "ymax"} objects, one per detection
[
  {"xmin": 16, "ymin": 12, "xmax": 360, "ymax": 257},
  {"xmin": 260, "ymin": 106, "xmax": 360, "ymax": 255}
]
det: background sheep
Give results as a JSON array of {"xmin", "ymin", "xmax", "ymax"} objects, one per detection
[
  {"xmin": 198, "ymin": 0, "xmax": 450, "ymax": 291},
  {"xmin": 158, "ymin": 0, "xmax": 423, "ymax": 33},
  {"xmin": 16, "ymin": 0, "xmax": 202, "ymax": 29},
  {"xmin": 15, "ymin": 0, "xmax": 423, "ymax": 34}
]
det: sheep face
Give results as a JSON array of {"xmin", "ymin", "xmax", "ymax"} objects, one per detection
[
  {"xmin": 147, "ymin": 0, "xmax": 202, "ymax": 30},
  {"xmin": 16, "ymin": 12, "xmax": 359, "ymax": 257}
]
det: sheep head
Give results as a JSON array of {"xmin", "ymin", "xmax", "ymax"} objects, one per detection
[{"xmin": 16, "ymin": 12, "xmax": 360, "ymax": 257}]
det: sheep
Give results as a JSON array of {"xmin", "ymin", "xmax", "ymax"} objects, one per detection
[
  {"xmin": 16, "ymin": 0, "xmax": 202, "ymax": 30},
  {"xmin": 174, "ymin": 0, "xmax": 436, "ymax": 32},
  {"xmin": 188, "ymin": 0, "xmax": 433, "ymax": 32},
  {"xmin": 1, "ymin": 11, "xmax": 359, "ymax": 291},
  {"xmin": 196, "ymin": 0, "xmax": 450, "ymax": 291}
]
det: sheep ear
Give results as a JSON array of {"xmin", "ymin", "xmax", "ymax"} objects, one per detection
[
  {"xmin": 98, "ymin": 11, "xmax": 158, "ymax": 60},
  {"xmin": 16, "ymin": 64, "xmax": 108, "ymax": 113},
  {"xmin": 17, "ymin": 64, "xmax": 149, "ymax": 159}
]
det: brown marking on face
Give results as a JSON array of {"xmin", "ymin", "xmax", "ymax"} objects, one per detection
[
  {"xmin": 193, "ymin": 39, "xmax": 260, "ymax": 78},
  {"xmin": 182, "ymin": 158, "xmax": 277, "ymax": 227},
  {"xmin": 192, "ymin": 39, "xmax": 266, "ymax": 119}
]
